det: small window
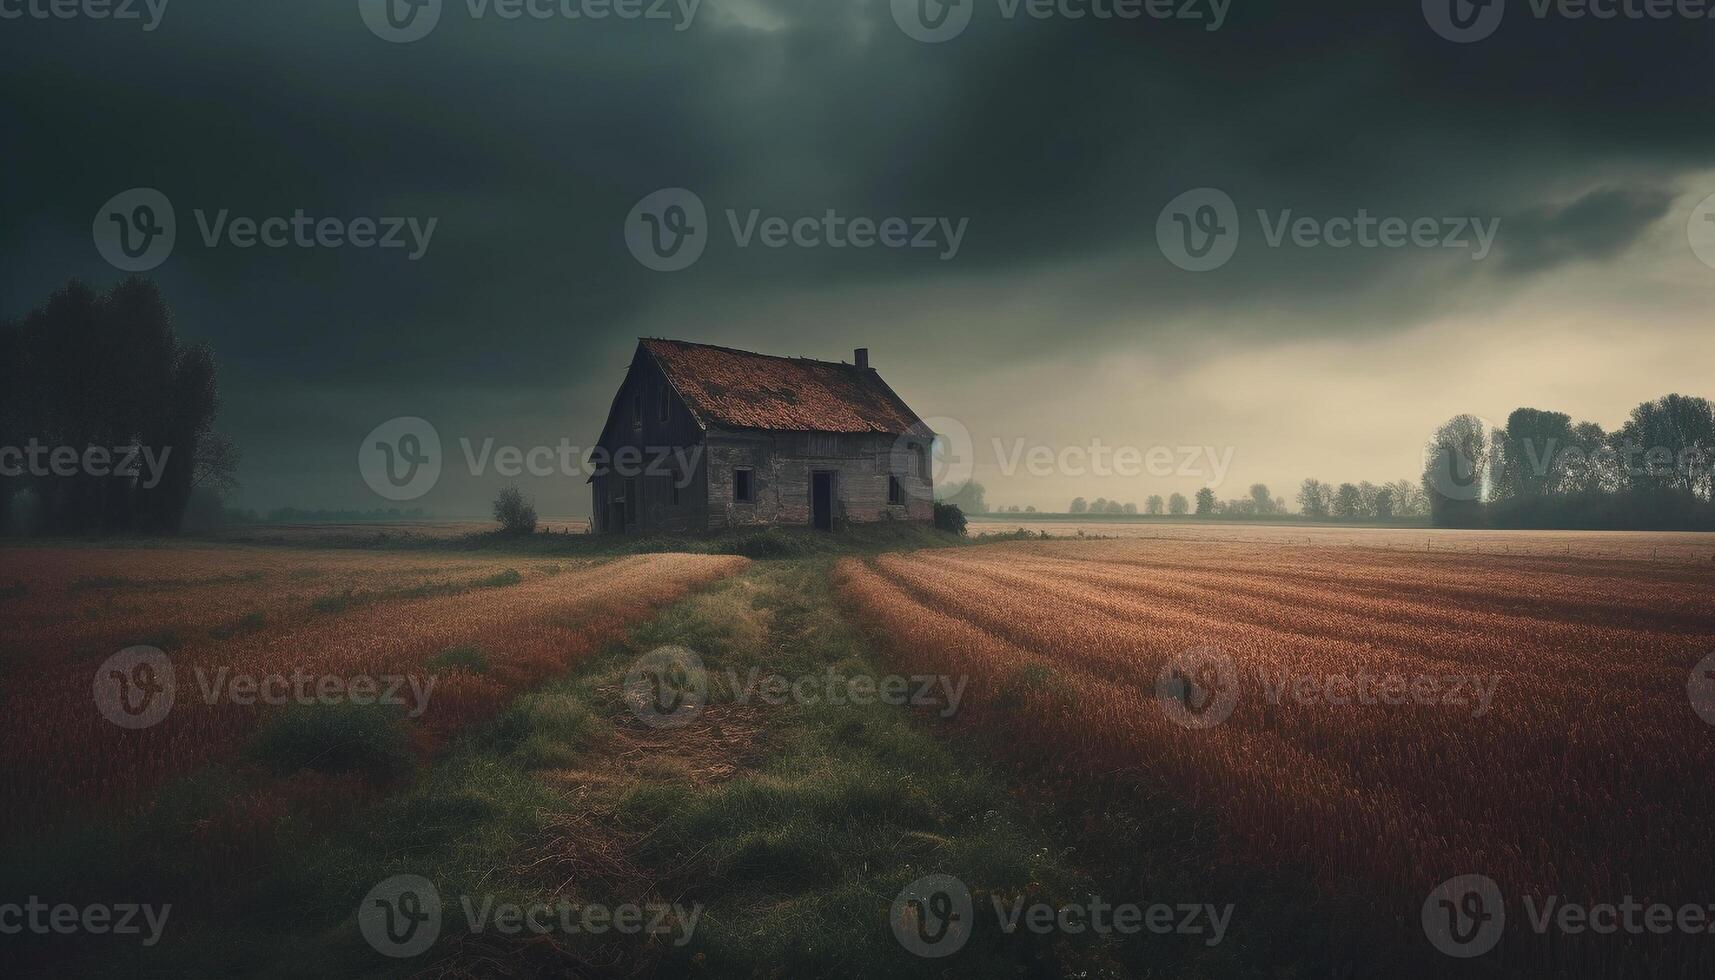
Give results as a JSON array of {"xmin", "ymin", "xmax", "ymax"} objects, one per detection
[
  {"xmin": 733, "ymin": 468, "xmax": 753, "ymax": 503},
  {"xmin": 888, "ymin": 475, "xmax": 904, "ymax": 505},
  {"xmin": 657, "ymin": 386, "xmax": 670, "ymax": 422}
]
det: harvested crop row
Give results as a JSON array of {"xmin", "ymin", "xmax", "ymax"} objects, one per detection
[
  {"xmin": 0, "ymin": 552, "xmax": 748, "ymax": 833},
  {"xmin": 835, "ymin": 541, "xmax": 1715, "ymax": 928}
]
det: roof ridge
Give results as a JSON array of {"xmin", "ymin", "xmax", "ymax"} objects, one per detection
[{"xmin": 641, "ymin": 337, "xmax": 863, "ymax": 370}]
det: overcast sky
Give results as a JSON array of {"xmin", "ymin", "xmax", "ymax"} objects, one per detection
[{"xmin": 5, "ymin": 0, "xmax": 1713, "ymax": 515}]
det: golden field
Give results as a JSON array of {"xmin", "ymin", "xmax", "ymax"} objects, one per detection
[
  {"xmin": 836, "ymin": 535, "xmax": 1715, "ymax": 969},
  {"xmin": 0, "ymin": 546, "xmax": 746, "ymax": 835}
]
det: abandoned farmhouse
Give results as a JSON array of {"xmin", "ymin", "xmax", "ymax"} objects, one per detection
[{"xmin": 589, "ymin": 339, "xmax": 937, "ymax": 533}]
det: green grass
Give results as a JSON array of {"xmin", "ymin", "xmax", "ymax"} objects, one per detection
[
  {"xmin": 425, "ymin": 643, "xmax": 488, "ymax": 673},
  {"xmin": 247, "ymin": 702, "xmax": 416, "ymax": 778}
]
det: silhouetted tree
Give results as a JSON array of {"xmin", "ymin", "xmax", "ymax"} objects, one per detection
[
  {"xmin": 3, "ymin": 278, "xmax": 220, "ymax": 535},
  {"xmin": 1168, "ymin": 492, "xmax": 1188, "ymax": 515},
  {"xmin": 1194, "ymin": 488, "xmax": 1215, "ymax": 515},
  {"xmin": 1145, "ymin": 495, "xmax": 1164, "ymax": 515},
  {"xmin": 1423, "ymin": 414, "xmax": 1489, "ymax": 527},
  {"xmin": 1069, "ymin": 497, "xmax": 1087, "ymax": 514}
]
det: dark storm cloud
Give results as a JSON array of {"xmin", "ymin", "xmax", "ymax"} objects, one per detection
[
  {"xmin": 1494, "ymin": 184, "xmax": 1678, "ymax": 274},
  {"xmin": 3, "ymin": 0, "xmax": 1712, "ymax": 510}
]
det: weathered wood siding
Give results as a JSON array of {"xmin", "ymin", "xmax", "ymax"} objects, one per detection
[
  {"xmin": 590, "ymin": 350, "xmax": 708, "ymax": 533},
  {"xmin": 704, "ymin": 428, "xmax": 933, "ymax": 529}
]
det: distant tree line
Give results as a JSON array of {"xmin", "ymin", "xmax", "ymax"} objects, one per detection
[
  {"xmin": 223, "ymin": 506, "xmax": 430, "ymax": 525},
  {"xmin": 1, "ymin": 278, "xmax": 230, "ymax": 536},
  {"xmin": 1423, "ymin": 396, "xmax": 1715, "ymax": 530},
  {"xmin": 1295, "ymin": 478, "xmax": 1430, "ymax": 521}
]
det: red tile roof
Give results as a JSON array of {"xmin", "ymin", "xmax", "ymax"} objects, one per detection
[{"xmin": 640, "ymin": 339, "xmax": 930, "ymax": 435}]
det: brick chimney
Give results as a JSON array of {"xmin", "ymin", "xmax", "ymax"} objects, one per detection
[{"xmin": 854, "ymin": 348, "xmax": 869, "ymax": 369}]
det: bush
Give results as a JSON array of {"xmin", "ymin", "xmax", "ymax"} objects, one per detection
[
  {"xmin": 248, "ymin": 702, "xmax": 415, "ymax": 778},
  {"xmin": 492, "ymin": 485, "xmax": 538, "ymax": 535},
  {"xmin": 933, "ymin": 501, "xmax": 968, "ymax": 536}
]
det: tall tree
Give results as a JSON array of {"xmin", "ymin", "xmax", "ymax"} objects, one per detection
[
  {"xmin": 1422, "ymin": 414, "xmax": 1489, "ymax": 527},
  {"xmin": 1168, "ymin": 492, "xmax": 1188, "ymax": 515},
  {"xmin": 1332, "ymin": 482, "xmax": 1363, "ymax": 519},
  {"xmin": 1194, "ymin": 487, "xmax": 1216, "ymax": 515},
  {"xmin": 1297, "ymin": 478, "xmax": 1331, "ymax": 518},
  {"xmin": 1248, "ymin": 483, "xmax": 1274, "ymax": 515},
  {"xmin": 1145, "ymin": 495, "xmax": 1164, "ymax": 515},
  {"xmin": 5, "ymin": 278, "xmax": 219, "ymax": 535}
]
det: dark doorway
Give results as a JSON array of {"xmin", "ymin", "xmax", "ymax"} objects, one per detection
[
  {"xmin": 607, "ymin": 501, "xmax": 627, "ymax": 534},
  {"xmin": 811, "ymin": 471, "xmax": 835, "ymax": 531}
]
